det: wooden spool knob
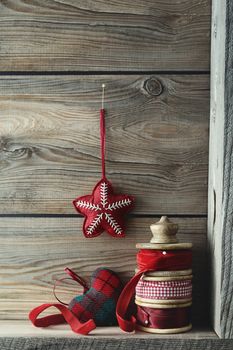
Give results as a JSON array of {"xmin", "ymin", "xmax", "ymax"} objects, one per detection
[{"xmin": 150, "ymin": 216, "xmax": 178, "ymax": 244}]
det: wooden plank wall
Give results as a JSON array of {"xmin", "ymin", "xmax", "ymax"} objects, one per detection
[
  {"xmin": 0, "ymin": 1, "xmax": 210, "ymax": 326},
  {"xmin": 208, "ymin": 0, "xmax": 233, "ymax": 338}
]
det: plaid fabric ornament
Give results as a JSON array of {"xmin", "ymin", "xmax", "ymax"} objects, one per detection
[
  {"xmin": 29, "ymin": 267, "xmax": 123, "ymax": 335},
  {"xmin": 73, "ymin": 86, "xmax": 135, "ymax": 238},
  {"xmin": 69, "ymin": 267, "xmax": 123, "ymax": 326}
]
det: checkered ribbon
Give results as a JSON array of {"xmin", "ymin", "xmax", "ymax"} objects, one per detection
[{"xmin": 136, "ymin": 278, "xmax": 192, "ymax": 300}]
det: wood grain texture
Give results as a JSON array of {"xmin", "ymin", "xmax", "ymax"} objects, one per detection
[
  {"xmin": 0, "ymin": 75, "xmax": 209, "ymax": 215},
  {"xmin": 208, "ymin": 0, "xmax": 233, "ymax": 339},
  {"xmin": 0, "ymin": 216, "xmax": 208, "ymax": 325},
  {"xmin": 221, "ymin": 0, "xmax": 233, "ymax": 339},
  {"xmin": 0, "ymin": 0, "xmax": 210, "ymax": 71},
  {"xmin": 208, "ymin": 0, "xmax": 226, "ymax": 338},
  {"xmin": 0, "ymin": 322, "xmax": 218, "ymax": 338},
  {"xmin": 3, "ymin": 334, "xmax": 233, "ymax": 350}
]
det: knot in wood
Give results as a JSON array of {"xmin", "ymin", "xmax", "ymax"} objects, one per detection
[{"xmin": 143, "ymin": 77, "xmax": 163, "ymax": 96}]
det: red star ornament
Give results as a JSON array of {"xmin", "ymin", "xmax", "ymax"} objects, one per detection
[{"xmin": 73, "ymin": 178, "xmax": 134, "ymax": 238}]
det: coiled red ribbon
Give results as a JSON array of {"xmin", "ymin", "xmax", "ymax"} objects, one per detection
[
  {"xmin": 137, "ymin": 249, "xmax": 192, "ymax": 271},
  {"xmin": 137, "ymin": 305, "xmax": 191, "ymax": 329},
  {"xmin": 116, "ymin": 249, "xmax": 192, "ymax": 332}
]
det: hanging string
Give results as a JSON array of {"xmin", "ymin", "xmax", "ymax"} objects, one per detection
[
  {"xmin": 102, "ymin": 83, "xmax": 105, "ymax": 110},
  {"xmin": 53, "ymin": 267, "xmax": 89, "ymax": 305},
  {"xmin": 100, "ymin": 84, "xmax": 106, "ymax": 179},
  {"xmin": 64, "ymin": 267, "xmax": 89, "ymax": 291}
]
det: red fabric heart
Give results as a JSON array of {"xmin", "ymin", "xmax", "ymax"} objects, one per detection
[
  {"xmin": 29, "ymin": 268, "xmax": 123, "ymax": 334},
  {"xmin": 69, "ymin": 268, "xmax": 123, "ymax": 326}
]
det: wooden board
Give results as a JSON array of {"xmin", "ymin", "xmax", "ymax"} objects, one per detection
[
  {"xmin": 0, "ymin": 1, "xmax": 210, "ymax": 71},
  {"xmin": 0, "ymin": 75, "xmax": 209, "ymax": 215},
  {"xmin": 0, "ymin": 321, "xmax": 217, "ymax": 339},
  {"xmin": 3, "ymin": 338, "xmax": 233, "ymax": 350},
  {"xmin": 0, "ymin": 217, "xmax": 208, "ymax": 325},
  {"xmin": 208, "ymin": 0, "xmax": 226, "ymax": 338},
  {"xmin": 208, "ymin": 0, "xmax": 233, "ymax": 339},
  {"xmin": 3, "ymin": 328, "xmax": 232, "ymax": 350},
  {"xmin": 2, "ymin": 324, "xmax": 231, "ymax": 350},
  {"xmin": 221, "ymin": 0, "xmax": 233, "ymax": 338}
]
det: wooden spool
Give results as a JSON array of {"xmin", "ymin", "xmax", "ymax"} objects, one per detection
[
  {"xmin": 135, "ymin": 297, "xmax": 192, "ymax": 306},
  {"xmin": 136, "ymin": 216, "xmax": 192, "ymax": 250},
  {"xmin": 135, "ymin": 216, "xmax": 193, "ymax": 334},
  {"xmin": 137, "ymin": 324, "xmax": 192, "ymax": 334},
  {"xmin": 142, "ymin": 274, "xmax": 193, "ymax": 282},
  {"xmin": 135, "ymin": 269, "xmax": 192, "ymax": 276}
]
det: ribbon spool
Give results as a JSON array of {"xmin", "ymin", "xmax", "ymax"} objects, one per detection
[
  {"xmin": 116, "ymin": 216, "xmax": 193, "ymax": 334},
  {"xmin": 135, "ymin": 216, "xmax": 193, "ymax": 334}
]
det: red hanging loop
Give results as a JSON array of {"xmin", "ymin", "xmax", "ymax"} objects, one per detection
[
  {"xmin": 64, "ymin": 267, "xmax": 89, "ymax": 292},
  {"xmin": 100, "ymin": 108, "xmax": 106, "ymax": 179},
  {"xmin": 53, "ymin": 267, "xmax": 89, "ymax": 305}
]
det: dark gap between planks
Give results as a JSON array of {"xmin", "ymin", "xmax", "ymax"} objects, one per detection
[
  {"xmin": 0, "ymin": 70, "xmax": 210, "ymax": 76},
  {"xmin": 0, "ymin": 213, "xmax": 208, "ymax": 218}
]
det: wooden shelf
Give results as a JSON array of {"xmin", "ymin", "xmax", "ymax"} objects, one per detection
[
  {"xmin": 2, "ymin": 321, "xmax": 233, "ymax": 350},
  {"xmin": 0, "ymin": 320, "xmax": 217, "ymax": 339}
]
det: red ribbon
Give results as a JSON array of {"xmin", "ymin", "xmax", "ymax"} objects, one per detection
[
  {"xmin": 100, "ymin": 108, "xmax": 106, "ymax": 179},
  {"xmin": 137, "ymin": 249, "xmax": 192, "ymax": 271},
  {"xmin": 29, "ymin": 268, "xmax": 96, "ymax": 335},
  {"xmin": 116, "ymin": 249, "xmax": 192, "ymax": 332},
  {"xmin": 137, "ymin": 305, "xmax": 190, "ymax": 329},
  {"xmin": 29, "ymin": 303, "xmax": 96, "ymax": 335}
]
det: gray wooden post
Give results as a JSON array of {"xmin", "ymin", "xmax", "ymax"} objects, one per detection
[{"xmin": 208, "ymin": 0, "xmax": 233, "ymax": 339}]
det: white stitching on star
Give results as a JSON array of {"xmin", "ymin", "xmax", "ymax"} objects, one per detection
[
  {"xmin": 86, "ymin": 213, "xmax": 103, "ymax": 235},
  {"xmin": 105, "ymin": 213, "xmax": 123, "ymax": 235},
  {"xmin": 75, "ymin": 200, "xmax": 101, "ymax": 211},
  {"xmin": 107, "ymin": 198, "xmax": 132, "ymax": 211},
  {"xmin": 100, "ymin": 182, "xmax": 108, "ymax": 208}
]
